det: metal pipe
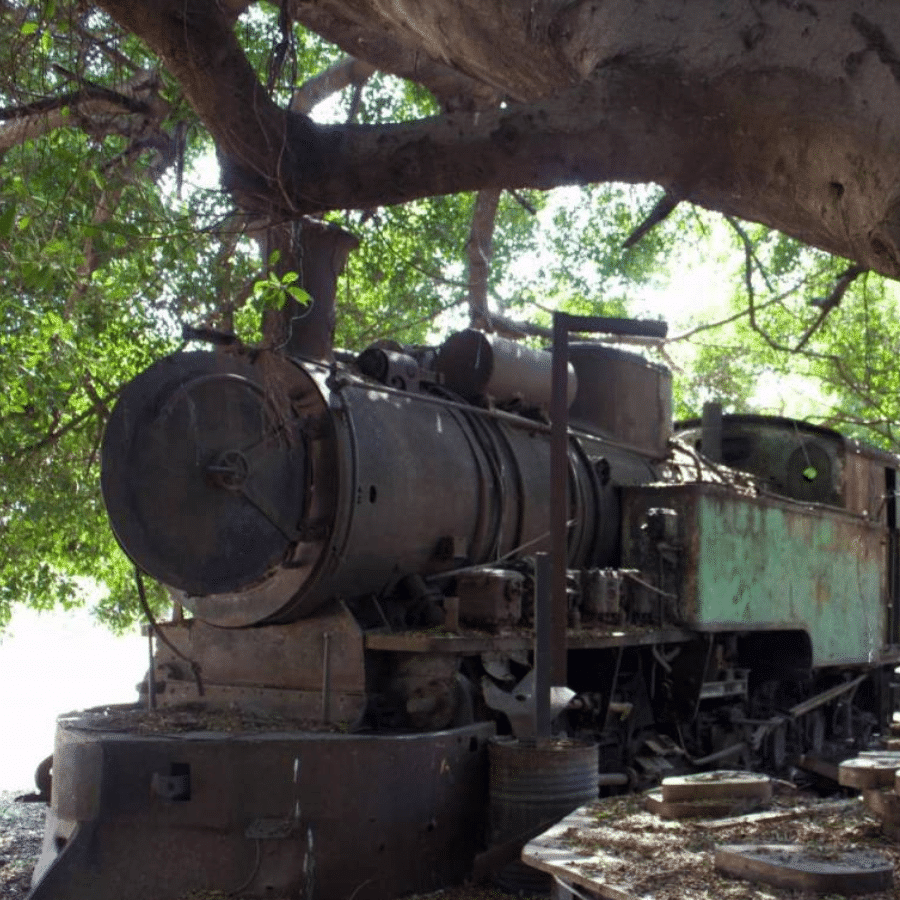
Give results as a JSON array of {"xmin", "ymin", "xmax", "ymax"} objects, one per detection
[
  {"xmin": 788, "ymin": 673, "xmax": 867, "ymax": 719},
  {"xmin": 534, "ymin": 553, "xmax": 552, "ymax": 739},
  {"xmin": 596, "ymin": 772, "xmax": 630, "ymax": 787},
  {"xmin": 147, "ymin": 629, "xmax": 156, "ymax": 711},
  {"xmin": 550, "ymin": 314, "xmax": 571, "ymax": 686},
  {"xmin": 701, "ymin": 401, "xmax": 723, "ymax": 463},
  {"xmin": 652, "ymin": 643, "xmax": 673, "ymax": 674}
]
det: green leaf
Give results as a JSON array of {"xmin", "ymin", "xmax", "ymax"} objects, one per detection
[
  {"xmin": 0, "ymin": 202, "xmax": 16, "ymax": 238},
  {"xmin": 20, "ymin": 21, "xmax": 38, "ymax": 35}
]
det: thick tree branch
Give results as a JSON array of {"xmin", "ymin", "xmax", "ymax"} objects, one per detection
[
  {"xmin": 94, "ymin": 0, "xmax": 322, "ymax": 215},
  {"xmin": 622, "ymin": 191, "xmax": 680, "ymax": 250},
  {"xmin": 0, "ymin": 70, "xmax": 166, "ymax": 153},
  {"xmin": 288, "ymin": 2, "xmax": 500, "ymax": 111},
  {"xmin": 96, "ymin": 0, "xmax": 900, "ymax": 280},
  {"xmin": 290, "ymin": 57, "xmax": 375, "ymax": 116}
]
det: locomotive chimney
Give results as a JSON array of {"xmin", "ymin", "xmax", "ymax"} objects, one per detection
[{"xmin": 268, "ymin": 218, "xmax": 360, "ymax": 362}]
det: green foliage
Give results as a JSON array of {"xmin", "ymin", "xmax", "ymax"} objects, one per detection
[
  {"xmin": 0, "ymin": 4, "xmax": 260, "ymax": 629},
  {"xmin": 1, "ymin": 0, "xmax": 899, "ymax": 634},
  {"xmin": 663, "ymin": 214, "xmax": 900, "ymax": 452}
]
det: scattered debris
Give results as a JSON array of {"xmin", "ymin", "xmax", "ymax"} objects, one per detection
[
  {"xmin": 523, "ymin": 791, "xmax": 900, "ymax": 900},
  {"xmin": 0, "ymin": 791, "xmax": 46, "ymax": 900}
]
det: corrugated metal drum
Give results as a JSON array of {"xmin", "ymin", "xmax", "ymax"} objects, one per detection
[{"xmin": 489, "ymin": 737, "xmax": 599, "ymax": 893}]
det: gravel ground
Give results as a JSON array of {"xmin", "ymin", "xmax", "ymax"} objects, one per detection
[
  {"xmin": 9, "ymin": 786, "xmax": 894, "ymax": 900},
  {"xmin": 0, "ymin": 790, "xmax": 46, "ymax": 899}
]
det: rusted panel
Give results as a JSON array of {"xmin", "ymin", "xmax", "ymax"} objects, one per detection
[
  {"xmin": 153, "ymin": 601, "xmax": 366, "ymax": 724},
  {"xmin": 622, "ymin": 483, "xmax": 887, "ymax": 666},
  {"xmin": 843, "ymin": 448, "xmax": 887, "ymax": 523},
  {"xmin": 675, "ymin": 416, "xmax": 845, "ymax": 505},
  {"xmin": 567, "ymin": 344, "xmax": 672, "ymax": 457},
  {"xmin": 160, "ymin": 683, "xmax": 366, "ymax": 721},
  {"xmin": 31, "ymin": 712, "xmax": 495, "ymax": 900},
  {"xmin": 694, "ymin": 489, "xmax": 884, "ymax": 665}
]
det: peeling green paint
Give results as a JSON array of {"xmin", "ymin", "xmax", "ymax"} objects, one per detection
[{"xmin": 623, "ymin": 484, "xmax": 886, "ymax": 666}]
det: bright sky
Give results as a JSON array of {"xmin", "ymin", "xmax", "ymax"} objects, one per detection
[{"xmin": 0, "ymin": 605, "xmax": 146, "ymax": 791}]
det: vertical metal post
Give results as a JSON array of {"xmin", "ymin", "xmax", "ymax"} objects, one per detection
[
  {"xmin": 534, "ymin": 552, "xmax": 552, "ymax": 739},
  {"xmin": 550, "ymin": 313, "xmax": 571, "ymax": 687},
  {"xmin": 546, "ymin": 314, "xmax": 668, "ymax": 711},
  {"xmin": 701, "ymin": 401, "xmax": 723, "ymax": 463}
]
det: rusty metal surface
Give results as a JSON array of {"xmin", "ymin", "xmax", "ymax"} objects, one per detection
[
  {"xmin": 550, "ymin": 313, "xmax": 571, "ymax": 686},
  {"xmin": 675, "ymin": 415, "xmax": 846, "ymax": 505},
  {"xmin": 843, "ymin": 446, "xmax": 890, "ymax": 522},
  {"xmin": 101, "ymin": 351, "xmax": 316, "ymax": 599},
  {"xmin": 622, "ymin": 482, "xmax": 887, "ymax": 666},
  {"xmin": 436, "ymin": 329, "xmax": 577, "ymax": 410},
  {"xmin": 152, "ymin": 601, "xmax": 366, "ymax": 724},
  {"xmin": 567, "ymin": 343, "xmax": 673, "ymax": 458},
  {"xmin": 103, "ymin": 328, "xmax": 666, "ymax": 631},
  {"xmin": 363, "ymin": 626, "xmax": 696, "ymax": 654},
  {"xmin": 488, "ymin": 737, "xmax": 598, "ymax": 842},
  {"xmin": 456, "ymin": 568, "xmax": 524, "ymax": 627},
  {"xmin": 489, "ymin": 736, "xmax": 598, "ymax": 896},
  {"xmin": 30, "ymin": 713, "xmax": 495, "ymax": 900}
]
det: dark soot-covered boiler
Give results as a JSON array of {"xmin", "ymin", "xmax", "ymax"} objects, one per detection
[
  {"xmin": 28, "ymin": 310, "xmax": 900, "ymax": 900},
  {"xmin": 101, "ymin": 333, "xmax": 663, "ymax": 628}
]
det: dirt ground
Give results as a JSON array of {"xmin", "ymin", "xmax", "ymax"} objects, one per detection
[
  {"xmin": 5, "ymin": 787, "xmax": 899, "ymax": 900},
  {"xmin": 1, "ymin": 790, "xmax": 46, "ymax": 899}
]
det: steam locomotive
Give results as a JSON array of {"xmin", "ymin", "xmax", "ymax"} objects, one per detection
[{"xmin": 28, "ymin": 310, "xmax": 900, "ymax": 900}]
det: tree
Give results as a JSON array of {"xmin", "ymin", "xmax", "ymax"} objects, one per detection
[
  {"xmin": 93, "ymin": 0, "xmax": 900, "ymax": 280},
  {"xmin": 3, "ymin": 0, "xmax": 900, "ymax": 626}
]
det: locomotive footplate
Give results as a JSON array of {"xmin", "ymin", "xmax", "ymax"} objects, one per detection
[
  {"xmin": 364, "ymin": 625, "xmax": 697, "ymax": 654},
  {"xmin": 29, "ymin": 707, "xmax": 494, "ymax": 900}
]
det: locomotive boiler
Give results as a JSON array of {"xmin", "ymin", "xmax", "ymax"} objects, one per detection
[{"xmin": 27, "ymin": 305, "xmax": 900, "ymax": 900}]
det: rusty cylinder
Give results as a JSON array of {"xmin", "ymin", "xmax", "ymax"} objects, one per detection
[
  {"xmin": 488, "ymin": 736, "xmax": 598, "ymax": 893},
  {"xmin": 436, "ymin": 330, "xmax": 577, "ymax": 411}
]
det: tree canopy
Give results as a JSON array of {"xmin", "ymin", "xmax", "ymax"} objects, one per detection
[{"xmin": 2, "ymin": 0, "xmax": 900, "ymax": 628}]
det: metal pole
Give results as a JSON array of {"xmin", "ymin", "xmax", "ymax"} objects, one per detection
[
  {"xmin": 550, "ymin": 313, "xmax": 571, "ymax": 686},
  {"xmin": 534, "ymin": 552, "xmax": 552, "ymax": 739},
  {"xmin": 547, "ymin": 314, "xmax": 668, "ymax": 688}
]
